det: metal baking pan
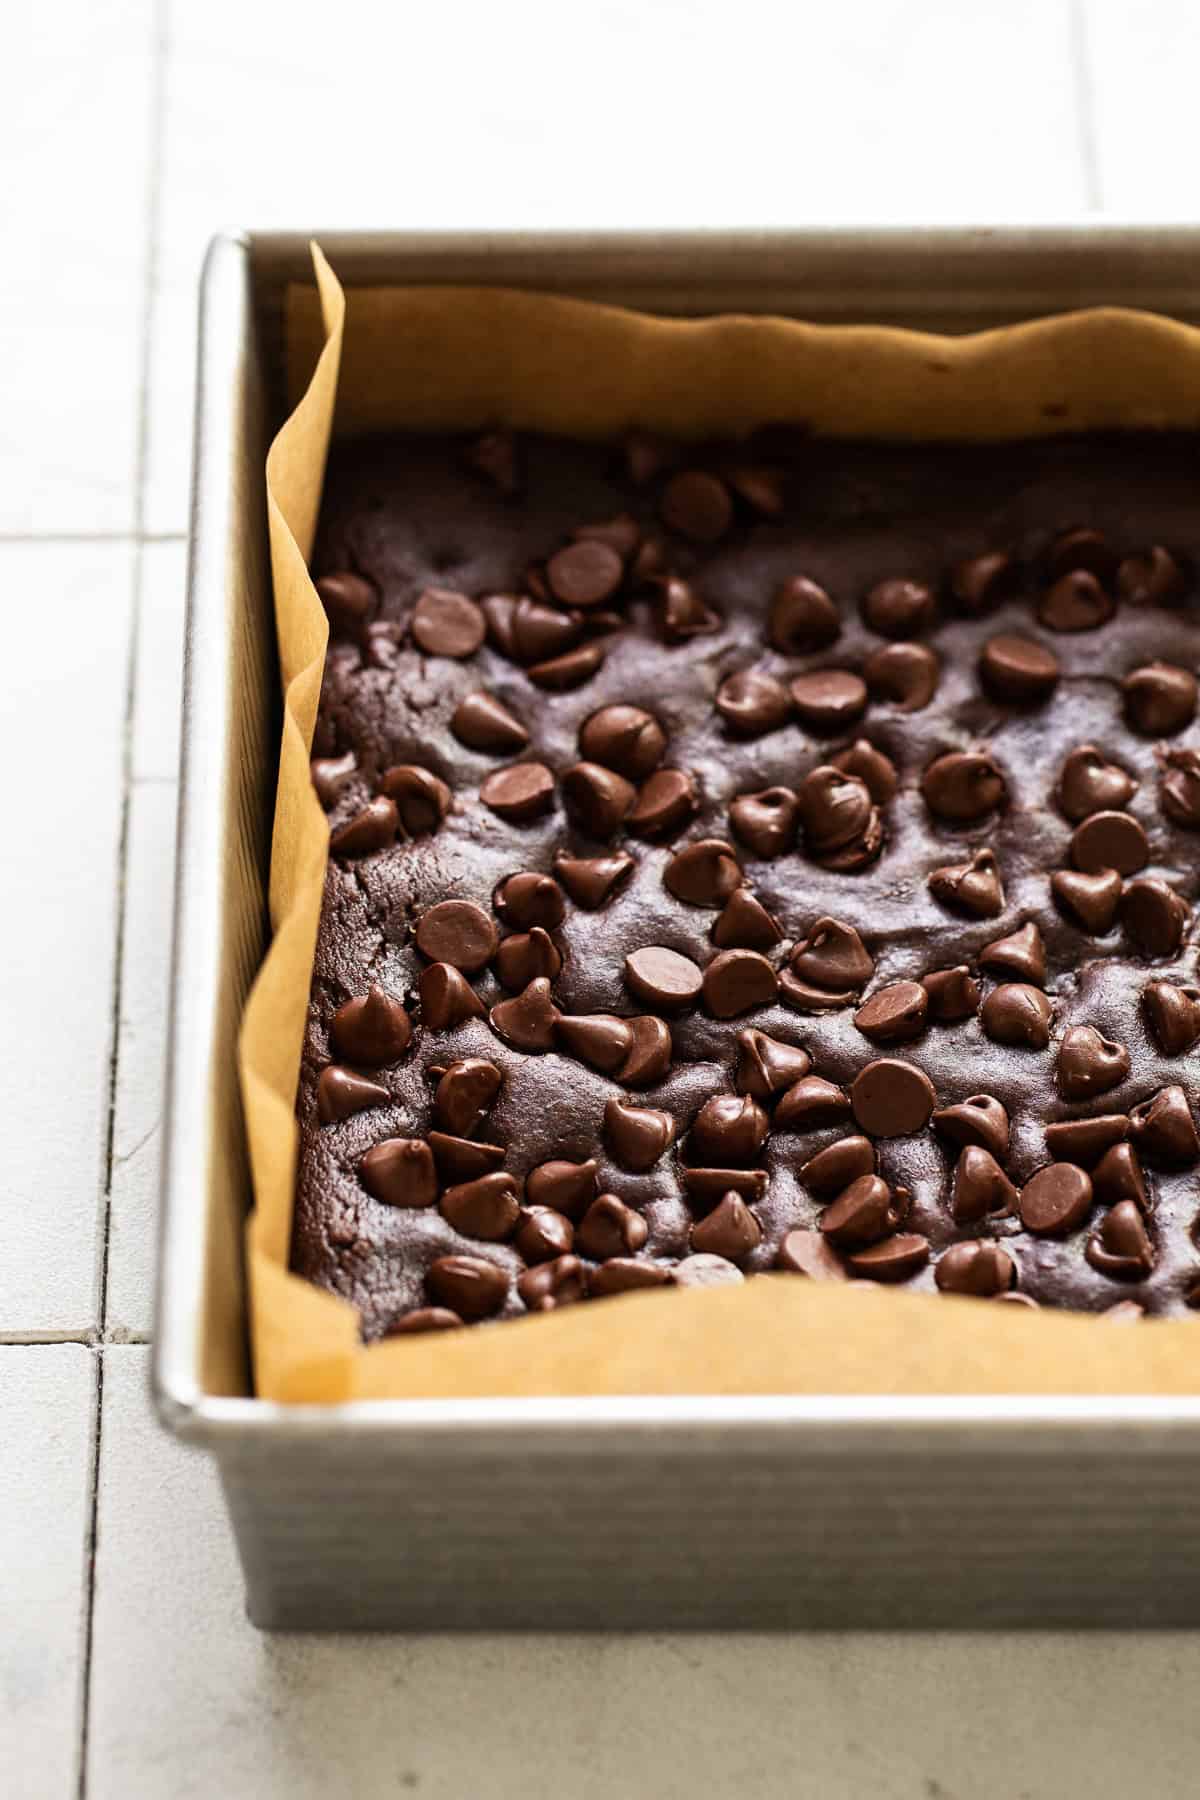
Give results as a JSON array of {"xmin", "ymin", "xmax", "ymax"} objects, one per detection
[{"xmin": 155, "ymin": 226, "xmax": 1200, "ymax": 1630}]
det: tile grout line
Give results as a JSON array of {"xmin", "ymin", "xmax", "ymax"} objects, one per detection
[
  {"xmin": 1070, "ymin": 0, "xmax": 1103, "ymax": 211},
  {"xmin": 76, "ymin": 2, "xmax": 172, "ymax": 1794}
]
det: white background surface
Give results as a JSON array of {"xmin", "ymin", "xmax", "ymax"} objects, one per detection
[{"xmin": 3, "ymin": 2, "xmax": 1200, "ymax": 1795}]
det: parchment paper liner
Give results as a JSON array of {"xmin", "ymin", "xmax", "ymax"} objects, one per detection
[{"xmin": 241, "ymin": 245, "xmax": 1200, "ymax": 1402}]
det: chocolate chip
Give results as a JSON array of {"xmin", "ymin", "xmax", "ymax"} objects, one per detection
[
  {"xmin": 316, "ymin": 1066, "xmax": 389, "ymax": 1123},
  {"xmin": 1057, "ymin": 744, "xmax": 1137, "ymax": 820},
  {"xmin": 316, "ymin": 571, "xmax": 376, "ymax": 639},
  {"xmin": 689, "ymin": 1192, "xmax": 762, "ymax": 1262},
  {"xmin": 627, "ymin": 768, "xmax": 697, "ymax": 839},
  {"xmin": 1047, "ymin": 526, "xmax": 1117, "ymax": 583},
  {"xmin": 865, "ymin": 642, "xmax": 939, "ymax": 712},
  {"xmin": 712, "ymin": 887, "xmax": 783, "ymax": 950},
  {"xmin": 553, "ymin": 849, "xmax": 636, "ymax": 908},
  {"xmin": 421, "ymin": 963, "xmax": 485, "ymax": 1032},
  {"xmin": 949, "ymin": 550, "xmax": 1019, "ymax": 614},
  {"xmin": 330, "ymin": 797, "xmax": 399, "ymax": 857},
  {"xmin": 1070, "ymin": 810, "xmax": 1148, "ymax": 876},
  {"xmin": 480, "ymin": 762, "xmax": 556, "ymax": 823},
  {"xmin": 1121, "ymin": 877, "xmax": 1189, "ymax": 958},
  {"xmin": 410, "ymin": 588, "xmax": 486, "ymax": 659},
  {"xmin": 854, "ymin": 980, "xmax": 928, "ymax": 1044},
  {"xmin": 529, "ymin": 644, "xmax": 607, "ymax": 690},
  {"xmin": 604, "ymin": 1097, "xmax": 676, "ymax": 1171},
  {"xmin": 933, "ymin": 1094, "xmax": 1010, "ymax": 1161},
  {"xmin": 509, "ymin": 596, "xmax": 583, "ymax": 664},
  {"xmin": 1051, "ymin": 868, "xmax": 1123, "ymax": 934},
  {"xmin": 979, "ymin": 633, "xmax": 1060, "ymax": 704},
  {"xmin": 928, "ymin": 848, "xmax": 1005, "ymax": 919},
  {"xmin": 494, "ymin": 871, "xmax": 566, "ymax": 930},
  {"xmin": 332, "ymin": 986, "xmax": 412, "ymax": 1066},
  {"xmin": 789, "ymin": 669, "xmax": 868, "ymax": 731},
  {"xmin": 1019, "ymin": 1163, "xmax": 1094, "ymax": 1235},
  {"xmin": 715, "ymin": 669, "xmax": 791, "ymax": 737},
  {"xmin": 1086, "ymin": 1202, "xmax": 1154, "ymax": 1279},
  {"xmin": 729, "ymin": 786, "xmax": 799, "ymax": 858},
  {"xmin": 1123, "ymin": 662, "xmax": 1198, "ymax": 735},
  {"xmin": 415, "ymin": 900, "xmax": 498, "ymax": 973},
  {"xmin": 488, "ymin": 978, "xmax": 560, "ymax": 1051},
  {"xmin": 920, "ymin": 750, "xmax": 1006, "ymax": 822},
  {"xmin": 701, "ymin": 948, "xmax": 779, "ymax": 1018},
  {"xmin": 656, "ymin": 576, "xmax": 722, "ymax": 642},
  {"xmin": 980, "ymin": 920, "xmax": 1047, "ymax": 986},
  {"xmin": 379, "ymin": 764, "xmax": 451, "ymax": 836},
  {"xmin": 494, "ymin": 926, "xmax": 562, "ymax": 992},
  {"xmin": 980, "ymin": 983, "xmax": 1053, "ymax": 1049},
  {"xmin": 360, "ymin": 1137, "xmax": 438, "ymax": 1208},
  {"xmin": 514, "ymin": 1205, "xmax": 576, "ymax": 1264},
  {"xmin": 433, "ymin": 1058, "xmax": 502, "ymax": 1136},
  {"xmin": 795, "ymin": 766, "xmax": 880, "ymax": 865},
  {"xmin": 1044, "ymin": 1114, "xmax": 1130, "ymax": 1165},
  {"xmin": 525, "ymin": 1158, "xmax": 598, "ymax": 1221},
  {"xmin": 579, "ymin": 705, "xmax": 667, "ymax": 780},
  {"xmin": 388, "ymin": 1307, "xmax": 463, "ymax": 1335},
  {"xmin": 682, "ymin": 1166, "xmax": 769, "ymax": 1206},
  {"xmin": 311, "ymin": 751, "xmax": 357, "ymax": 808},
  {"xmin": 801, "ymin": 1136, "xmax": 876, "ymax": 1198},
  {"xmin": 1093, "ymin": 1142, "xmax": 1150, "ymax": 1213},
  {"xmin": 427, "ymin": 1254, "xmax": 509, "ymax": 1318},
  {"xmin": 546, "ymin": 540, "xmax": 624, "ymax": 608},
  {"xmin": 935, "ymin": 1241, "xmax": 1015, "ymax": 1297},
  {"xmin": 623, "ymin": 945, "xmax": 703, "ymax": 1012},
  {"xmin": 842, "ymin": 1234, "xmax": 930, "ymax": 1282},
  {"xmin": 1037, "ymin": 570, "xmax": 1115, "ymax": 632},
  {"xmin": 576, "ymin": 1195, "xmax": 649, "ymax": 1260},
  {"xmin": 619, "ymin": 1016, "xmax": 674, "ymax": 1087},
  {"xmin": 861, "ymin": 576, "xmax": 935, "ymax": 638},
  {"xmin": 1129, "ymin": 1085, "xmax": 1200, "ymax": 1167},
  {"xmin": 734, "ymin": 1029, "xmax": 812, "ymax": 1102},
  {"xmin": 428, "ymin": 1132, "xmax": 506, "ymax": 1183},
  {"xmin": 769, "ymin": 576, "xmax": 841, "ymax": 653},
  {"xmin": 950, "ymin": 1147, "xmax": 1018, "ymax": 1223},
  {"xmin": 778, "ymin": 972, "xmax": 858, "ymax": 1011},
  {"xmin": 776, "ymin": 1228, "xmax": 849, "ymax": 1280},
  {"xmin": 850, "ymin": 1058, "xmax": 937, "ymax": 1137},
  {"xmin": 1117, "ymin": 545, "xmax": 1187, "ymax": 607},
  {"xmin": 1056, "ymin": 1025, "xmax": 1130, "ymax": 1101},
  {"xmin": 774, "ymin": 1075, "xmax": 851, "ymax": 1131},
  {"xmin": 663, "ymin": 839, "xmax": 743, "ymax": 906},
  {"xmin": 789, "ymin": 916, "xmax": 874, "ymax": 990},
  {"xmin": 518, "ymin": 1255, "xmax": 587, "ymax": 1311},
  {"xmin": 672, "ymin": 1253, "xmax": 744, "ymax": 1288},
  {"xmin": 561, "ymin": 762, "xmax": 636, "ymax": 838},
  {"xmin": 440, "ymin": 1173, "xmax": 521, "ymax": 1240},
  {"xmin": 688, "ymin": 1094, "xmax": 768, "ymax": 1166},
  {"xmin": 451, "ymin": 690, "xmax": 530, "ymax": 753},
  {"xmin": 590, "ymin": 1258, "xmax": 671, "ymax": 1298},
  {"xmin": 1159, "ymin": 747, "xmax": 1200, "ymax": 827},
  {"xmin": 921, "ymin": 965, "xmax": 981, "ymax": 1022},
  {"xmin": 1143, "ymin": 980, "xmax": 1200, "ymax": 1055},
  {"xmin": 832, "ymin": 738, "xmax": 899, "ymax": 803},
  {"xmin": 555, "ymin": 1012, "xmax": 634, "ymax": 1073},
  {"xmin": 574, "ymin": 514, "xmax": 641, "ymax": 558},
  {"xmin": 660, "ymin": 470, "xmax": 734, "ymax": 542}
]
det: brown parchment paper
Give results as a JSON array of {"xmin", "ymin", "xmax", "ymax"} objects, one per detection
[{"xmin": 241, "ymin": 244, "xmax": 1200, "ymax": 1404}]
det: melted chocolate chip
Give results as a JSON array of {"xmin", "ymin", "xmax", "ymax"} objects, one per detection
[
  {"xmin": 1121, "ymin": 877, "xmax": 1189, "ymax": 958},
  {"xmin": 427, "ymin": 1255, "xmax": 509, "ymax": 1318},
  {"xmin": 1092, "ymin": 1142, "xmax": 1151, "ymax": 1213},
  {"xmin": 619, "ymin": 1015, "xmax": 674, "ymax": 1086},
  {"xmin": 489, "ymin": 978, "xmax": 561, "ymax": 1051},
  {"xmin": 514, "ymin": 1206, "xmax": 576, "ymax": 1264},
  {"xmin": 627, "ymin": 768, "xmax": 698, "ymax": 840},
  {"xmin": 1123, "ymin": 662, "xmax": 1198, "ymax": 735},
  {"xmin": 360, "ymin": 1138, "xmax": 438, "ymax": 1208},
  {"xmin": 715, "ymin": 669, "xmax": 791, "ymax": 736},
  {"xmin": 935, "ymin": 1241, "xmax": 1015, "ymax": 1297},
  {"xmin": 1159, "ymin": 747, "xmax": 1200, "ymax": 827},
  {"xmin": 433, "ymin": 1058, "xmax": 502, "ymax": 1136},
  {"xmin": 1044, "ymin": 1114, "xmax": 1130, "ymax": 1166},
  {"xmin": 832, "ymin": 738, "xmax": 899, "ymax": 803},
  {"xmin": 330, "ymin": 797, "xmax": 399, "ymax": 857},
  {"xmin": 590, "ymin": 1259, "xmax": 671, "ymax": 1298},
  {"xmin": 428, "ymin": 1133, "xmax": 506, "ymax": 1183},
  {"xmin": 729, "ymin": 786, "xmax": 799, "ymax": 858},
  {"xmin": 1051, "ymin": 868, "xmax": 1123, "ymax": 934},
  {"xmin": 979, "ymin": 633, "xmax": 1059, "ymax": 704},
  {"xmin": 1070, "ymin": 810, "xmax": 1148, "ymax": 876},
  {"xmin": 1086, "ymin": 1202, "xmax": 1154, "ymax": 1279},
  {"xmin": 933, "ymin": 1094, "xmax": 1010, "ymax": 1161},
  {"xmin": 1116, "ymin": 545, "xmax": 1187, "ymax": 607},
  {"xmin": 579, "ymin": 705, "xmax": 667, "ymax": 779},
  {"xmin": 921, "ymin": 750, "xmax": 1006, "ymax": 822},
  {"xmin": 862, "ymin": 576, "xmax": 936, "ymax": 638},
  {"xmin": 1142, "ymin": 980, "xmax": 1200, "ymax": 1055},
  {"xmin": 949, "ymin": 550, "xmax": 1018, "ymax": 614},
  {"xmin": 380, "ymin": 764, "xmax": 451, "ymax": 835},
  {"xmin": 769, "ymin": 575, "xmax": 841, "ymax": 653},
  {"xmin": 510, "ymin": 596, "xmax": 583, "ymax": 664},
  {"xmin": 789, "ymin": 916, "xmax": 874, "ymax": 990},
  {"xmin": 688, "ymin": 1093, "xmax": 768, "ymax": 1166},
  {"xmin": 734, "ymin": 1030, "xmax": 812, "ymax": 1102},
  {"xmin": 561, "ymin": 762, "xmax": 636, "ymax": 838},
  {"xmin": 928, "ymin": 849, "xmax": 1005, "ymax": 919},
  {"xmin": 774, "ymin": 1075, "xmax": 851, "ymax": 1131},
  {"xmin": 800, "ymin": 1135, "xmax": 876, "ymax": 1197},
  {"xmin": 980, "ymin": 983, "xmax": 1053, "ymax": 1049},
  {"xmin": 332, "ymin": 986, "xmax": 412, "ymax": 1066},
  {"xmin": 316, "ymin": 571, "xmax": 376, "ymax": 638},
  {"xmin": 663, "ymin": 839, "xmax": 743, "ymax": 906},
  {"xmin": 494, "ymin": 871, "xmax": 566, "ymax": 930},
  {"xmin": 864, "ymin": 642, "xmax": 939, "ymax": 711},
  {"xmin": 821, "ymin": 1174, "xmax": 907, "ymax": 1247},
  {"xmin": 980, "ymin": 921, "xmax": 1046, "ymax": 986},
  {"xmin": 1057, "ymin": 744, "xmax": 1137, "ymax": 820},
  {"xmin": 529, "ymin": 643, "xmax": 606, "ymax": 690},
  {"xmin": 1037, "ymin": 570, "xmax": 1115, "ymax": 633},
  {"xmin": 525, "ymin": 1159, "xmax": 598, "ymax": 1221},
  {"xmin": 576, "ymin": 1195, "xmax": 649, "ymax": 1260},
  {"xmin": 656, "ymin": 576, "xmax": 722, "ymax": 642},
  {"xmin": 604, "ymin": 1098, "xmax": 676, "ymax": 1171},
  {"xmin": 440, "ymin": 1172, "xmax": 522, "ymax": 1240},
  {"xmin": 494, "ymin": 926, "xmax": 562, "ymax": 991},
  {"xmin": 311, "ymin": 750, "xmax": 357, "ymax": 809},
  {"xmin": 950, "ymin": 1147, "xmax": 1017, "ymax": 1223},
  {"xmin": 553, "ymin": 849, "xmax": 636, "ymax": 909},
  {"xmin": 843, "ymin": 1234, "xmax": 930, "ymax": 1283},
  {"xmin": 702, "ymin": 948, "xmax": 779, "ymax": 1018},
  {"xmin": 1056, "ymin": 1025, "xmax": 1131, "ymax": 1101},
  {"xmin": 1129, "ymin": 1086, "xmax": 1200, "ymax": 1167},
  {"xmin": 411, "ymin": 587, "xmax": 486, "ymax": 658},
  {"xmin": 789, "ymin": 669, "xmax": 868, "ymax": 731}
]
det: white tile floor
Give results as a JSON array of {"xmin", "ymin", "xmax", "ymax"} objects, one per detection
[{"xmin": 5, "ymin": 2, "xmax": 1200, "ymax": 1794}]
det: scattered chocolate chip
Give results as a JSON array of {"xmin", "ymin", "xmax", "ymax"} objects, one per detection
[
  {"xmin": 573, "ymin": 513, "xmax": 641, "ymax": 559},
  {"xmin": 854, "ymin": 980, "xmax": 929, "ymax": 1044},
  {"xmin": 433, "ymin": 1058, "xmax": 502, "ymax": 1136},
  {"xmin": 427, "ymin": 1254, "xmax": 508, "ymax": 1318},
  {"xmin": 843, "ymin": 1234, "xmax": 930, "ymax": 1282},
  {"xmin": 933, "ymin": 1094, "xmax": 1010, "ymax": 1161},
  {"xmin": 509, "ymin": 596, "xmax": 583, "ymax": 664},
  {"xmin": 1129, "ymin": 1085, "xmax": 1200, "ymax": 1167},
  {"xmin": 861, "ymin": 576, "xmax": 936, "ymax": 638},
  {"xmin": 440, "ymin": 1172, "xmax": 521, "ymax": 1240},
  {"xmin": 656, "ymin": 576, "xmax": 722, "ymax": 641},
  {"xmin": 580, "ymin": 705, "xmax": 667, "ymax": 779},
  {"xmin": 590, "ymin": 1258, "xmax": 671, "ymax": 1298},
  {"xmin": 553, "ymin": 849, "xmax": 636, "ymax": 908},
  {"xmin": 311, "ymin": 750, "xmax": 357, "ymax": 808},
  {"xmin": 921, "ymin": 749, "xmax": 1006, "ymax": 822},
  {"xmin": 850, "ymin": 1058, "xmax": 937, "ymax": 1137},
  {"xmin": 832, "ymin": 738, "xmax": 899, "ymax": 803},
  {"xmin": 789, "ymin": 916, "xmax": 874, "ymax": 990},
  {"xmin": 555, "ymin": 1012, "xmax": 634, "ymax": 1074},
  {"xmin": 979, "ymin": 633, "xmax": 1060, "ymax": 704},
  {"xmin": 660, "ymin": 470, "xmax": 734, "ymax": 542},
  {"xmin": 625, "ymin": 945, "xmax": 703, "ymax": 1012},
  {"xmin": 980, "ymin": 921, "xmax": 1047, "ymax": 986},
  {"xmin": 1092, "ymin": 1142, "xmax": 1150, "ymax": 1213},
  {"xmin": 715, "ymin": 669, "xmax": 791, "ymax": 736},
  {"xmin": 494, "ymin": 926, "xmax": 562, "ymax": 992},
  {"xmin": 921, "ymin": 965, "xmax": 981, "ymax": 1022},
  {"xmin": 1056, "ymin": 1025, "xmax": 1131, "ymax": 1101},
  {"xmin": 980, "ymin": 983, "xmax": 1053, "ymax": 1049},
  {"xmin": 663, "ymin": 839, "xmax": 743, "ymax": 906},
  {"xmin": 546, "ymin": 540, "xmax": 624, "ymax": 608},
  {"xmin": 332, "ymin": 986, "xmax": 412, "ymax": 1066},
  {"xmin": 1116, "ymin": 545, "xmax": 1187, "ymax": 607},
  {"xmin": 379, "ymin": 765, "xmax": 451, "ymax": 836},
  {"xmin": 1143, "ymin": 980, "xmax": 1200, "ymax": 1055},
  {"xmin": 1121, "ymin": 877, "xmax": 1189, "ymax": 958},
  {"xmin": 1038, "ymin": 570, "xmax": 1115, "ymax": 632},
  {"xmin": 1070, "ymin": 810, "xmax": 1149, "ymax": 876},
  {"xmin": 619, "ymin": 1015, "xmax": 674, "ymax": 1087},
  {"xmin": 688, "ymin": 1094, "xmax": 768, "ymax": 1166},
  {"xmin": 1044, "ymin": 1114, "xmax": 1130, "ymax": 1165},
  {"xmin": 1019, "ymin": 1163, "xmax": 1094, "ymax": 1235},
  {"xmin": 494, "ymin": 871, "xmax": 566, "ymax": 930},
  {"xmin": 604, "ymin": 1097, "xmax": 676, "ymax": 1171},
  {"xmin": 488, "ymin": 978, "xmax": 561, "ymax": 1052},
  {"xmin": 330, "ymin": 797, "xmax": 399, "ymax": 857},
  {"xmin": 800, "ymin": 1136, "xmax": 876, "ymax": 1199},
  {"xmin": 561, "ymin": 762, "xmax": 636, "ymax": 838},
  {"xmin": 778, "ymin": 972, "xmax": 858, "ymax": 1011},
  {"xmin": 729, "ymin": 785, "xmax": 799, "ymax": 858},
  {"xmin": 951, "ymin": 1147, "xmax": 1018, "ymax": 1223},
  {"xmin": 949, "ymin": 550, "xmax": 1019, "ymax": 614},
  {"xmin": 480, "ymin": 762, "xmax": 556, "ymax": 823},
  {"xmin": 1159, "ymin": 748, "xmax": 1200, "ymax": 828},
  {"xmin": 769, "ymin": 575, "xmax": 841, "ymax": 653},
  {"xmin": 705, "ymin": 950, "xmax": 780, "ymax": 1022},
  {"xmin": 529, "ymin": 643, "xmax": 606, "ymax": 690},
  {"xmin": 712, "ymin": 887, "xmax": 783, "ymax": 950},
  {"xmin": 795, "ymin": 766, "xmax": 881, "ymax": 867},
  {"xmin": 672, "ymin": 1253, "xmax": 744, "ymax": 1288},
  {"xmin": 1123, "ymin": 661, "xmax": 1198, "ymax": 735},
  {"xmin": 774, "ymin": 1076, "xmax": 851, "ymax": 1131},
  {"xmin": 415, "ymin": 900, "xmax": 498, "ymax": 973},
  {"xmin": 451, "ymin": 690, "xmax": 529, "ymax": 753},
  {"xmin": 576, "ymin": 1194, "xmax": 649, "ymax": 1260},
  {"xmin": 734, "ymin": 1030, "xmax": 812, "ymax": 1102},
  {"xmin": 525, "ymin": 1158, "xmax": 598, "ymax": 1221},
  {"xmin": 420, "ymin": 962, "xmax": 486, "ymax": 1031},
  {"xmin": 518, "ymin": 1255, "xmax": 587, "ymax": 1311},
  {"xmin": 316, "ymin": 1066, "xmax": 389, "ymax": 1123},
  {"xmin": 1057, "ymin": 744, "xmax": 1137, "ymax": 820},
  {"xmin": 1051, "ymin": 868, "xmax": 1123, "ymax": 934},
  {"xmin": 690, "ymin": 1192, "xmax": 762, "ymax": 1262},
  {"xmin": 388, "ymin": 1306, "xmax": 463, "ymax": 1335},
  {"xmin": 681, "ymin": 1167, "xmax": 768, "ymax": 1206},
  {"xmin": 627, "ymin": 768, "xmax": 697, "ymax": 839},
  {"xmin": 316, "ymin": 571, "xmax": 376, "ymax": 639},
  {"xmin": 928, "ymin": 848, "xmax": 1005, "ymax": 918},
  {"xmin": 428, "ymin": 1132, "xmax": 506, "ymax": 1183},
  {"xmin": 776, "ymin": 1228, "xmax": 849, "ymax": 1280},
  {"xmin": 514, "ymin": 1205, "xmax": 576, "ymax": 1264},
  {"xmin": 360, "ymin": 1137, "xmax": 438, "ymax": 1208},
  {"xmin": 935, "ymin": 1241, "xmax": 1016, "ymax": 1297},
  {"xmin": 790, "ymin": 668, "xmax": 868, "ymax": 731},
  {"xmin": 820, "ymin": 1175, "xmax": 908, "ymax": 1246},
  {"xmin": 1048, "ymin": 526, "xmax": 1117, "ymax": 583},
  {"xmin": 411, "ymin": 588, "xmax": 486, "ymax": 659},
  {"xmin": 865, "ymin": 642, "xmax": 939, "ymax": 711},
  {"xmin": 1086, "ymin": 1202, "xmax": 1154, "ymax": 1279}
]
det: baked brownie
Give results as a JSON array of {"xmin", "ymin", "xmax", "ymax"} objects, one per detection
[{"xmin": 293, "ymin": 427, "xmax": 1200, "ymax": 1335}]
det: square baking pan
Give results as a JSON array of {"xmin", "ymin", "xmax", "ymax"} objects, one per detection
[{"xmin": 156, "ymin": 226, "xmax": 1200, "ymax": 1630}]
